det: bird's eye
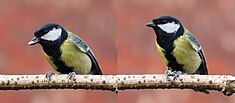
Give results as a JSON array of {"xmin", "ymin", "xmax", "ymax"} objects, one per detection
[
  {"xmin": 43, "ymin": 30, "xmax": 48, "ymax": 33},
  {"xmin": 162, "ymin": 20, "xmax": 167, "ymax": 23}
]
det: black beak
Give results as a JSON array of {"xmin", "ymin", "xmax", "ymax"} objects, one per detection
[
  {"xmin": 28, "ymin": 37, "xmax": 40, "ymax": 45},
  {"xmin": 145, "ymin": 21, "xmax": 156, "ymax": 27}
]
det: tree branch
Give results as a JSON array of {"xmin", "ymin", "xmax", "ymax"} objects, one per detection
[{"xmin": 0, "ymin": 74, "xmax": 234, "ymax": 96}]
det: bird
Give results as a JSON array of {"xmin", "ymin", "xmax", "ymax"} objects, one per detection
[
  {"xmin": 28, "ymin": 23, "xmax": 102, "ymax": 79},
  {"xmin": 146, "ymin": 16, "xmax": 208, "ymax": 77}
]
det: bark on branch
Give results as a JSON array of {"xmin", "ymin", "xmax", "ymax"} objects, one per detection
[{"xmin": 0, "ymin": 74, "xmax": 234, "ymax": 96}]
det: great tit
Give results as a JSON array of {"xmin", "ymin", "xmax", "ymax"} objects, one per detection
[
  {"xmin": 146, "ymin": 16, "xmax": 208, "ymax": 75},
  {"xmin": 28, "ymin": 23, "xmax": 102, "ymax": 79}
]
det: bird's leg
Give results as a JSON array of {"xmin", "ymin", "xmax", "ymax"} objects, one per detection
[
  {"xmin": 164, "ymin": 69, "xmax": 175, "ymax": 82},
  {"xmin": 45, "ymin": 71, "xmax": 54, "ymax": 81},
  {"xmin": 164, "ymin": 69, "xmax": 174, "ymax": 76},
  {"xmin": 172, "ymin": 71, "xmax": 183, "ymax": 81},
  {"xmin": 67, "ymin": 72, "xmax": 76, "ymax": 80},
  {"xmin": 164, "ymin": 69, "xmax": 183, "ymax": 82}
]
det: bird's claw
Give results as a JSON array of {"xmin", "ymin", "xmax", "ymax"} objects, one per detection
[
  {"xmin": 45, "ymin": 71, "xmax": 54, "ymax": 81},
  {"xmin": 67, "ymin": 72, "xmax": 76, "ymax": 80},
  {"xmin": 164, "ymin": 69, "xmax": 183, "ymax": 82}
]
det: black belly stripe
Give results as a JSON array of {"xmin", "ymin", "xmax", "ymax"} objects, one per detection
[
  {"xmin": 51, "ymin": 58, "xmax": 74, "ymax": 74},
  {"xmin": 155, "ymin": 26, "xmax": 185, "ymax": 72},
  {"xmin": 157, "ymin": 37, "xmax": 184, "ymax": 72},
  {"xmin": 42, "ymin": 40, "xmax": 74, "ymax": 74},
  {"xmin": 164, "ymin": 51, "xmax": 185, "ymax": 72}
]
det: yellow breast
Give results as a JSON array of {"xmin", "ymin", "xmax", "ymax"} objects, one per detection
[
  {"xmin": 59, "ymin": 39, "xmax": 92, "ymax": 74},
  {"xmin": 43, "ymin": 52, "xmax": 58, "ymax": 73},
  {"xmin": 155, "ymin": 42, "xmax": 168, "ymax": 66}
]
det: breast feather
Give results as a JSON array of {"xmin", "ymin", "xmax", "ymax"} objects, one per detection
[
  {"xmin": 172, "ymin": 36, "xmax": 202, "ymax": 74},
  {"xmin": 59, "ymin": 39, "xmax": 92, "ymax": 74}
]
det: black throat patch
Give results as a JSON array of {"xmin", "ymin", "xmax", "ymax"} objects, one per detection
[{"xmin": 41, "ymin": 30, "xmax": 75, "ymax": 74}]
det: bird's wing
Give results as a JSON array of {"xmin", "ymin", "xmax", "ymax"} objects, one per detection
[
  {"xmin": 68, "ymin": 32, "xmax": 102, "ymax": 75},
  {"xmin": 185, "ymin": 30, "xmax": 208, "ymax": 74},
  {"xmin": 68, "ymin": 32, "xmax": 89, "ymax": 53},
  {"xmin": 85, "ymin": 49, "xmax": 103, "ymax": 75}
]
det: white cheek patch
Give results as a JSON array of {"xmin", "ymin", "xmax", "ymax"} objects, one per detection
[
  {"xmin": 157, "ymin": 22, "xmax": 180, "ymax": 33},
  {"xmin": 41, "ymin": 28, "xmax": 62, "ymax": 41}
]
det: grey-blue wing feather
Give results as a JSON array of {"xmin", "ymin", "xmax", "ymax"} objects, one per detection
[{"xmin": 69, "ymin": 34, "xmax": 89, "ymax": 52}]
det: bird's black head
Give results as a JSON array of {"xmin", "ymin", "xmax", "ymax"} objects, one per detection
[
  {"xmin": 146, "ymin": 16, "xmax": 184, "ymax": 37},
  {"xmin": 28, "ymin": 23, "xmax": 68, "ymax": 47}
]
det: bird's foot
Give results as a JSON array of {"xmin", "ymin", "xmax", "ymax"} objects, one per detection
[
  {"xmin": 45, "ymin": 71, "xmax": 54, "ymax": 81},
  {"xmin": 67, "ymin": 72, "xmax": 76, "ymax": 80},
  {"xmin": 164, "ymin": 69, "xmax": 183, "ymax": 82}
]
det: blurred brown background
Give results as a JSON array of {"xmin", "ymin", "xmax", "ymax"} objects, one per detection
[
  {"xmin": 0, "ymin": 0, "xmax": 235, "ymax": 103},
  {"xmin": 0, "ymin": 0, "xmax": 117, "ymax": 103}
]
